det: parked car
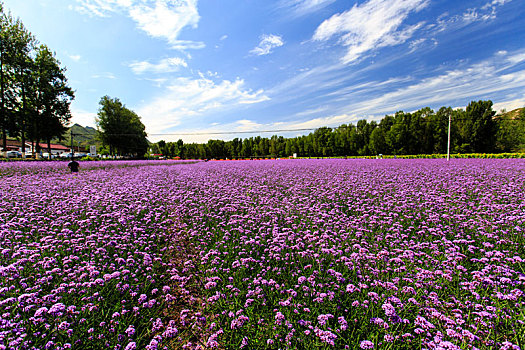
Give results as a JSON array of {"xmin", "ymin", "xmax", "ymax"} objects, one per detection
[
  {"xmin": 60, "ymin": 152, "xmax": 74, "ymax": 158},
  {"xmin": 6, "ymin": 151, "xmax": 22, "ymax": 158},
  {"xmin": 42, "ymin": 152, "xmax": 55, "ymax": 159}
]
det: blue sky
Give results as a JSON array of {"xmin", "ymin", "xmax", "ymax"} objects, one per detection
[{"xmin": 4, "ymin": 0, "xmax": 525, "ymax": 142}]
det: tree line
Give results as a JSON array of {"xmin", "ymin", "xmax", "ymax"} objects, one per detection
[
  {"xmin": 0, "ymin": 3, "xmax": 74, "ymax": 157},
  {"xmin": 151, "ymin": 100, "xmax": 525, "ymax": 159}
]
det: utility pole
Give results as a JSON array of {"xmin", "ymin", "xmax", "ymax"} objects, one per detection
[
  {"xmin": 447, "ymin": 111, "xmax": 451, "ymax": 161},
  {"xmin": 70, "ymin": 129, "xmax": 74, "ymax": 158}
]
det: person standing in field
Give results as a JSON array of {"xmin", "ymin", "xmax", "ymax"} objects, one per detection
[{"xmin": 68, "ymin": 158, "xmax": 79, "ymax": 173}]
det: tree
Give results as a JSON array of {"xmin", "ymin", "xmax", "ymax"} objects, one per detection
[
  {"xmin": 32, "ymin": 45, "xmax": 74, "ymax": 157},
  {"xmin": 0, "ymin": 5, "xmax": 37, "ymax": 157},
  {"xmin": 96, "ymin": 96, "xmax": 148, "ymax": 157},
  {"xmin": 0, "ymin": 6, "xmax": 17, "ymax": 156},
  {"xmin": 176, "ymin": 139, "xmax": 184, "ymax": 158},
  {"xmin": 231, "ymin": 138, "xmax": 242, "ymax": 158},
  {"xmin": 466, "ymin": 100, "xmax": 496, "ymax": 153},
  {"xmin": 241, "ymin": 138, "xmax": 253, "ymax": 158},
  {"xmin": 7, "ymin": 14, "xmax": 35, "ymax": 157},
  {"xmin": 411, "ymin": 107, "xmax": 431, "ymax": 154},
  {"xmin": 312, "ymin": 127, "xmax": 333, "ymax": 156},
  {"xmin": 154, "ymin": 140, "xmax": 166, "ymax": 155},
  {"xmin": 495, "ymin": 108, "xmax": 525, "ymax": 152},
  {"xmin": 257, "ymin": 137, "xmax": 268, "ymax": 157},
  {"xmin": 432, "ymin": 107, "xmax": 452, "ymax": 154},
  {"xmin": 207, "ymin": 139, "xmax": 226, "ymax": 159},
  {"xmin": 369, "ymin": 127, "xmax": 387, "ymax": 155}
]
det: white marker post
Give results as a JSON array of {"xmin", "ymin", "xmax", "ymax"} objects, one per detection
[{"xmin": 447, "ymin": 111, "xmax": 451, "ymax": 161}]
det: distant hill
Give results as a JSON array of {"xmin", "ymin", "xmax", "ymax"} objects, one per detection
[
  {"xmin": 70, "ymin": 124, "xmax": 98, "ymax": 143},
  {"xmin": 53, "ymin": 124, "xmax": 101, "ymax": 151},
  {"xmin": 55, "ymin": 124, "xmax": 151, "ymax": 152},
  {"xmin": 496, "ymin": 107, "xmax": 525, "ymax": 120}
]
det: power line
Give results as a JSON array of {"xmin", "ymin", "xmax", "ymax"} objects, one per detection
[
  {"xmin": 68, "ymin": 117, "xmax": 521, "ymax": 137},
  {"xmin": 150, "ymin": 128, "xmax": 317, "ymax": 136},
  {"xmin": 70, "ymin": 128, "xmax": 318, "ymax": 137}
]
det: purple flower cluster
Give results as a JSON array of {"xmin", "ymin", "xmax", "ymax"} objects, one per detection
[
  {"xmin": 173, "ymin": 159, "xmax": 525, "ymax": 348},
  {"xmin": 0, "ymin": 160, "xmax": 196, "ymax": 348},
  {"xmin": 1, "ymin": 158, "xmax": 524, "ymax": 349}
]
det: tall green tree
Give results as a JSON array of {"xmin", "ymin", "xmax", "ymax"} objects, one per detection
[
  {"xmin": 256, "ymin": 137, "xmax": 268, "ymax": 157},
  {"xmin": 495, "ymin": 108, "xmax": 525, "ymax": 152},
  {"xmin": 31, "ymin": 45, "xmax": 74, "ymax": 157},
  {"xmin": 433, "ymin": 107, "xmax": 453, "ymax": 154},
  {"xmin": 207, "ymin": 139, "xmax": 226, "ymax": 159},
  {"xmin": 369, "ymin": 127, "xmax": 387, "ymax": 155},
  {"xmin": 241, "ymin": 138, "xmax": 253, "ymax": 158},
  {"xmin": 12, "ymin": 20, "xmax": 35, "ymax": 157},
  {"xmin": 96, "ymin": 96, "xmax": 148, "ymax": 157},
  {"xmin": 0, "ymin": 5, "xmax": 17, "ymax": 156},
  {"xmin": 312, "ymin": 127, "xmax": 333, "ymax": 156},
  {"xmin": 466, "ymin": 100, "xmax": 496, "ymax": 153},
  {"xmin": 412, "ymin": 107, "xmax": 431, "ymax": 154}
]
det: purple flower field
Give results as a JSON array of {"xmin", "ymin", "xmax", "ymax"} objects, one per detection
[{"xmin": 1, "ymin": 159, "xmax": 524, "ymax": 349}]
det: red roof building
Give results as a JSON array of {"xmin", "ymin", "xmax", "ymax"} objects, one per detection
[{"xmin": 1, "ymin": 140, "xmax": 71, "ymax": 154}]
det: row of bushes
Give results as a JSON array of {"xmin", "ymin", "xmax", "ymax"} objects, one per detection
[
  {"xmin": 2, "ymin": 153, "xmax": 525, "ymax": 162},
  {"xmin": 301, "ymin": 153, "xmax": 525, "ymax": 159}
]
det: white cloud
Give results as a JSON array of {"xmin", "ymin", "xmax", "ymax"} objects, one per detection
[
  {"xmin": 283, "ymin": 113, "xmax": 362, "ymax": 129},
  {"xmin": 74, "ymin": 0, "xmax": 202, "ymax": 50},
  {"xmin": 345, "ymin": 51, "xmax": 525, "ymax": 116},
  {"xmin": 409, "ymin": 38, "xmax": 426, "ymax": 52},
  {"xmin": 234, "ymin": 119, "xmax": 264, "ymax": 131},
  {"xmin": 129, "ymin": 57, "xmax": 188, "ymax": 74},
  {"xmin": 312, "ymin": 0, "xmax": 429, "ymax": 64},
  {"xmin": 435, "ymin": 0, "xmax": 511, "ymax": 31},
  {"xmin": 507, "ymin": 52, "xmax": 525, "ymax": 65},
  {"xmin": 293, "ymin": 106, "xmax": 330, "ymax": 117},
  {"xmin": 71, "ymin": 109, "xmax": 97, "ymax": 128},
  {"xmin": 91, "ymin": 72, "xmax": 116, "ymax": 79},
  {"xmin": 220, "ymin": 35, "xmax": 228, "ymax": 41},
  {"xmin": 493, "ymin": 97, "xmax": 525, "ymax": 113},
  {"xmin": 144, "ymin": 77, "xmax": 169, "ymax": 87},
  {"xmin": 73, "ymin": 0, "xmax": 127, "ymax": 17},
  {"xmin": 127, "ymin": 0, "xmax": 199, "ymax": 46},
  {"xmin": 169, "ymin": 40, "xmax": 205, "ymax": 50},
  {"xmin": 279, "ymin": 0, "xmax": 336, "ymax": 16},
  {"xmin": 482, "ymin": 0, "xmax": 512, "ymax": 10},
  {"xmin": 68, "ymin": 54, "xmax": 82, "ymax": 62},
  {"xmin": 136, "ymin": 75, "xmax": 270, "ymax": 135},
  {"xmin": 250, "ymin": 34, "xmax": 284, "ymax": 56}
]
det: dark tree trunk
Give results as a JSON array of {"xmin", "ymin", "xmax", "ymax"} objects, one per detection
[
  {"xmin": 35, "ymin": 138, "xmax": 40, "ymax": 159},
  {"xmin": 21, "ymin": 127, "xmax": 25, "ymax": 158},
  {"xmin": 47, "ymin": 138, "xmax": 51, "ymax": 159},
  {"xmin": 1, "ymin": 129, "xmax": 6, "ymax": 156}
]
